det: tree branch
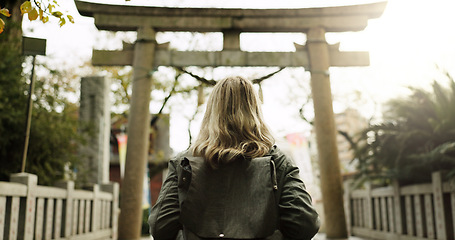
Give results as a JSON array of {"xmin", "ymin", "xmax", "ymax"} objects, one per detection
[
  {"xmin": 174, "ymin": 67, "xmax": 216, "ymax": 85},
  {"xmin": 150, "ymin": 73, "xmax": 181, "ymax": 127},
  {"xmin": 252, "ymin": 67, "xmax": 285, "ymax": 84},
  {"xmin": 188, "ymin": 105, "xmax": 201, "ymax": 146},
  {"xmin": 175, "ymin": 66, "xmax": 285, "ymax": 86}
]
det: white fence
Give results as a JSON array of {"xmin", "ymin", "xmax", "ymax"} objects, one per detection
[
  {"xmin": 345, "ymin": 172, "xmax": 455, "ymax": 240},
  {"xmin": 0, "ymin": 173, "xmax": 119, "ymax": 240}
]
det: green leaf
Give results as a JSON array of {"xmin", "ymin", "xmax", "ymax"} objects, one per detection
[
  {"xmin": 52, "ymin": 11, "xmax": 63, "ymax": 18},
  {"xmin": 58, "ymin": 17, "xmax": 65, "ymax": 27},
  {"xmin": 67, "ymin": 15, "xmax": 74, "ymax": 24}
]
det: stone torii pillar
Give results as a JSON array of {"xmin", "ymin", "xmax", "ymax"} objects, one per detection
[
  {"xmin": 307, "ymin": 27, "xmax": 347, "ymax": 237},
  {"xmin": 75, "ymin": 2, "xmax": 386, "ymax": 239},
  {"xmin": 117, "ymin": 26, "xmax": 156, "ymax": 239}
]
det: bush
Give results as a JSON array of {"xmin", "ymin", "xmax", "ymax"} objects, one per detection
[{"xmin": 352, "ymin": 74, "xmax": 455, "ymax": 185}]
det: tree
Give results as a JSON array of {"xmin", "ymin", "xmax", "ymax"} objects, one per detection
[
  {"xmin": 0, "ymin": 34, "xmax": 26, "ymax": 178},
  {"xmin": 352, "ymin": 73, "xmax": 455, "ymax": 185},
  {"xmin": 0, "ymin": 54, "xmax": 85, "ymax": 185}
]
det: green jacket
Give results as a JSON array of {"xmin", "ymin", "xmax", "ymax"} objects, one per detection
[{"xmin": 149, "ymin": 145, "xmax": 320, "ymax": 240}]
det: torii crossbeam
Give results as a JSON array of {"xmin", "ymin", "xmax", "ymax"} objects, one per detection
[{"xmin": 75, "ymin": 1, "xmax": 387, "ymax": 239}]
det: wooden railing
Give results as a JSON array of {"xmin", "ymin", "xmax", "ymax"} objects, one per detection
[
  {"xmin": 344, "ymin": 172, "xmax": 455, "ymax": 240},
  {"xmin": 0, "ymin": 173, "xmax": 119, "ymax": 240}
]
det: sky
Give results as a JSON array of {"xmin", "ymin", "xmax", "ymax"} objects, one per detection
[{"xmin": 22, "ymin": 0, "xmax": 455, "ymax": 152}]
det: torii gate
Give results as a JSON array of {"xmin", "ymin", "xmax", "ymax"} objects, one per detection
[{"xmin": 76, "ymin": 1, "xmax": 386, "ymax": 239}]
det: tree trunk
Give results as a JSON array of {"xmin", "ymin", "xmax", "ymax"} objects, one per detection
[{"xmin": 1, "ymin": 0, "xmax": 23, "ymax": 51}]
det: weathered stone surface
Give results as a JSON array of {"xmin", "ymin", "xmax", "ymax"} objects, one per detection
[
  {"xmin": 307, "ymin": 27, "xmax": 348, "ymax": 238},
  {"xmin": 118, "ymin": 26, "xmax": 156, "ymax": 240},
  {"xmin": 76, "ymin": 1, "xmax": 386, "ymax": 19},
  {"xmin": 79, "ymin": 76, "xmax": 111, "ymax": 185},
  {"xmin": 76, "ymin": 1, "xmax": 386, "ymax": 32},
  {"xmin": 92, "ymin": 49, "xmax": 368, "ymax": 67}
]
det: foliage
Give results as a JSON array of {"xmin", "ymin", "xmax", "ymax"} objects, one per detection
[
  {"xmin": 108, "ymin": 66, "xmax": 133, "ymax": 114},
  {"xmin": 141, "ymin": 208, "xmax": 150, "ymax": 236},
  {"xmin": 0, "ymin": 32, "xmax": 26, "ymax": 177},
  {"xmin": 0, "ymin": 45, "xmax": 84, "ymax": 185},
  {"xmin": 0, "ymin": 0, "xmax": 73, "ymax": 34},
  {"xmin": 108, "ymin": 66, "xmax": 198, "ymax": 177},
  {"xmin": 26, "ymin": 100, "xmax": 83, "ymax": 185},
  {"xmin": 0, "ymin": 6, "xmax": 11, "ymax": 33},
  {"xmin": 352, "ymin": 74, "xmax": 455, "ymax": 185}
]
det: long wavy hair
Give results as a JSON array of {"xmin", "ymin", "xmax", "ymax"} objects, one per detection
[{"xmin": 190, "ymin": 76, "xmax": 275, "ymax": 168}]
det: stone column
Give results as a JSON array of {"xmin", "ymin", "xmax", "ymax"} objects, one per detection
[
  {"xmin": 118, "ymin": 26, "xmax": 156, "ymax": 240},
  {"xmin": 79, "ymin": 76, "xmax": 111, "ymax": 185},
  {"xmin": 223, "ymin": 30, "xmax": 241, "ymax": 50},
  {"xmin": 306, "ymin": 27, "xmax": 348, "ymax": 239}
]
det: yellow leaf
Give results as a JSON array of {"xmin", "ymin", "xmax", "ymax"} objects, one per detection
[
  {"xmin": 52, "ymin": 11, "xmax": 63, "ymax": 18},
  {"xmin": 58, "ymin": 17, "xmax": 65, "ymax": 27},
  {"xmin": 39, "ymin": 8, "xmax": 43, "ymax": 20},
  {"xmin": 0, "ymin": 8, "xmax": 11, "ymax": 17},
  {"xmin": 20, "ymin": 1, "xmax": 32, "ymax": 15},
  {"xmin": 49, "ymin": 4, "xmax": 54, "ymax": 13},
  {"xmin": 42, "ymin": 16, "xmax": 49, "ymax": 23},
  {"xmin": 67, "ymin": 15, "xmax": 74, "ymax": 24},
  {"xmin": 28, "ymin": 8, "xmax": 38, "ymax": 21},
  {"xmin": 0, "ymin": 18, "xmax": 4, "ymax": 34}
]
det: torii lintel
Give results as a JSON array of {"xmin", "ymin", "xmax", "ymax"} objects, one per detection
[
  {"xmin": 91, "ymin": 45, "xmax": 370, "ymax": 68},
  {"xmin": 75, "ymin": 0, "xmax": 387, "ymax": 33}
]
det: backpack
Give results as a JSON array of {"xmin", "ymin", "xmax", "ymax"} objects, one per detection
[{"xmin": 175, "ymin": 155, "xmax": 283, "ymax": 240}]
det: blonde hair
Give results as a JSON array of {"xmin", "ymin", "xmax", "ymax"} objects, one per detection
[{"xmin": 190, "ymin": 76, "xmax": 275, "ymax": 168}]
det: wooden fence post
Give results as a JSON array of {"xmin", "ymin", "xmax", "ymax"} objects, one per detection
[
  {"xmin": 10, "ymin": 173, "xmax": 37, "ymax": 240},
  {"xmin": 392, "ymin": 181, "xmax": 403, "ymax": 235},
  {"xmin": 53, "ymin": 198, "xmax": 63, "ymax": 238},
  {"xmin": 101, "ymin": 182, "xmax": 120, "ymax": 240},
  {"xmin": 0, "ymin": 196, "xmax": 6, "ymax": 238},
  {"xmin": 365, "ymin": 182, "xmax": 374, "ymax": 230},
  {"xmin": 92, "ymin": 184, "xmax": 100, "ymax": 232},
  {"xmin": 414, "ymin": 194, "xmax": 424, "ymax": 238},
  {"xmin": 55, "ymin": 181, "xmax": 74, "ymax": 238},
  {"xmin": 343, "ymin": 180, "xmax": 352, "ymax": 235},
  {"xmin": 451, "ymin": 185, "xmax": 455, "ymax": 239},
  {"xmin": 404, "ymin": 195, "xmax": 414, "ymax": 235},
  {"xmin": 387, "ymin": 196, "xmax": 395, "ymax": 233},
  {"xmin": 44, "ymin": 196, "xmax": 54, "ymax": 240},
  {"xmin": 4, "ymin": 192, "xmax": 20, "ymax": 240},
  {"xmin": 35, "ymin": 197, "xmax": 44, "ymax": 239},
  {"xmin": 432, "ymin": 171, "xmax": 449, "ymax": 240},
  {"xmin": 0, "ymin": 194, "xmax": 5, "ymax": 239}
]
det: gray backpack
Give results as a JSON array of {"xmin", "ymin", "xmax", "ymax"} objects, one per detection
[{"xmin": 175, "ymin": 156, "xmax": 283, "ymax": 240}]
